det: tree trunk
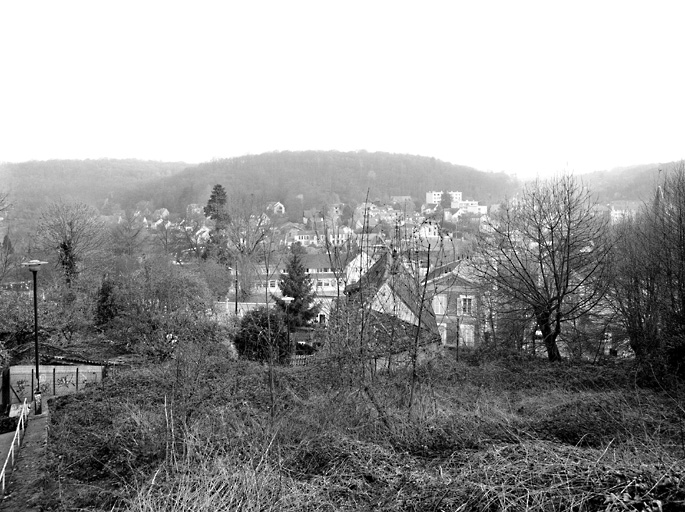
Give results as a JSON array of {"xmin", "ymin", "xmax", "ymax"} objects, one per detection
[{"xmin": 538, "ymin": 315, "xmax": 562, "ymax": 362}]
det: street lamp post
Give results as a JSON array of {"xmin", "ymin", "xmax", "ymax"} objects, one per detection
[
  {"xmin": 22, "ymin": 260, "xmax": 48, "ymax": 415},
  {"xmin": 234, "ymin": 273, "xmax": 238, "ymax": 316}
]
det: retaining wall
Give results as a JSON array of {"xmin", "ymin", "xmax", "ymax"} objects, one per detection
[{"xmin": 5, "ymin": 365, "xmax": 104, "ymax": 404}]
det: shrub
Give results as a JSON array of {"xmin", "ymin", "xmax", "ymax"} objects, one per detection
[{"xmin": 234, "ymin": 307, "xmax": 290, "ymax": 364}]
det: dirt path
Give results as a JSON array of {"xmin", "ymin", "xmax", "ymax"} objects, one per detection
[{"xmin": 0, "ymin": 403, "xmax": 49, "ymax": 512}]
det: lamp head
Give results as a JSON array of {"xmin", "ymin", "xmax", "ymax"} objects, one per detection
[{"xmin": 22, "ymin": 260, "xmax": 48, "ymax": 272}]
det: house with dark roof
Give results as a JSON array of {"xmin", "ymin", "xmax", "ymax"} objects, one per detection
[{"xmin": 343, "ymin": 250, "xmax": 441, "ymax": 356}]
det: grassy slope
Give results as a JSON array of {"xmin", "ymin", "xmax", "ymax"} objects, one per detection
[{"xmin": 44, "ymin": 349, "xmax": 685, "ymax": 511}]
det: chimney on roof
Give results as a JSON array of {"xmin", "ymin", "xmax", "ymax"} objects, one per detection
[{"xmin": 387, "ymin": 247, "xmax": 399, "ymax": 275}]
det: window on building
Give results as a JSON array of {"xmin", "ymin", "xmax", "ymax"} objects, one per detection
[
  {"xmin": 269, "ymin": 280, "xmax": 276, "ymax": 288},
  {"xmin": 433, "ymin": 294, "xmax": 447, "ymax": 316},
  {"xmin": 461, "ymin": 297, "xmax": 473, "ymax": 315},
  {"xmin": 460, "ymin": 324, "xmax": 475, "ymax": 347}
]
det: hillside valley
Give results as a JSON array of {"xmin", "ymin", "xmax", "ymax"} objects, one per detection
[
  {"xmin": 0, "ymin": 153, "xmax": 684, "ymax": 510},
  {"xmin": 1, "ymin": 151, "xmax": 520, "ymax": 248}
]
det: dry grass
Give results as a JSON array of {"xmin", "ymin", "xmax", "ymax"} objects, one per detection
[
  {"xmin": 454, "ymin": 440, "xmax": 683, "ymax": 511},
  {"xmin": 127, "ymin": 457, "xmax": 329, "ymax": 512},
  {"xmin": 44, "ymin": 350, "xmax": 685, "ymax": 511}
]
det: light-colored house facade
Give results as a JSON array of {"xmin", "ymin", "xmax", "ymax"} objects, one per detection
[
  {"xmin": 426, "ymin": 262, "xmax": 481, "ymax": 348},
  {"xmin": 609, "ymin": 201, "xmax": 640, "ymax": 224},
  {"xmin": 266, "ymin": 201, "xmax": 286, "ymax": 215}
]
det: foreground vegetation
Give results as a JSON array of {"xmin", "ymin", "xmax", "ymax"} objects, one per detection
[
  {"xmin": 43, "ymin": 345, "xmax": 685, "ymax": 511},
  {"xmin": 2, "ymin": 163, "xmax": 685, "ymax": 510}
]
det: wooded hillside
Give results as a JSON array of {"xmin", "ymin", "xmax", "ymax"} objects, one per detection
[
  {"xmin": 581, "ymin": 162, "xmax": 671, "ymax": 202},
  {"xmin": 2, "ymin": 153, "xmax": 678, "ymax": 229},
  {"xmin": 118, "ymin": 151, "xmax": 520, "ymax": 217},
  {"xmin": 0, "ymin": 159, "xmax": 188, "ymax": 222}
]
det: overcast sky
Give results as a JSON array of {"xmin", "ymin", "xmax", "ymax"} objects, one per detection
[{"xmin": 1, "ymin": 1, "xmax": 683, "ymax": 178}]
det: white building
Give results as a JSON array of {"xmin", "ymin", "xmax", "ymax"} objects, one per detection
[
  {"xmin": 426, "ymin": 191, "xmax": 463, "ymax": 205},
  {"xmin": 455, "ymin": 200, "xmax": 488, "ymax": 216}
]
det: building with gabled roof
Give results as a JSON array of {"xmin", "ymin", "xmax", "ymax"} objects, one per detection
[
  {"xmin": 266, "ymin": 201, "xmax": 286, "ymax": 215},
  {"xmin": 425, "ymin": 260, "xmax": 482, "ymax": 348},
  {"xmin": 344, "ymin": 250, "xmax": 441, "ymax": 353}
]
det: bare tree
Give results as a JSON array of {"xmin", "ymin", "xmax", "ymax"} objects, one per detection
[
  {"xmin": 150, "ymin": 219, "xmax": 177, "ymax": 257},
  {"xmin": 179, "ymin": 217, "xmax": 208, "ymax": 260},
  {"xmin": 611, "ymin": 162, "xmax": 685, "ymax": 366},
  {"xmin": 477, "ymin": 175, "xmax": 611, "ymax": 361},
  {"xmin": 207, "ymin": 191, "xmax": 273, "ymax": 298},
  {"xmin": 37, "ymin": 200, "xmax": 108, "ymax": 285},
  {"xmin": 223, "ymin": 193, "xmax": 271, "ymax": 256},
  {"xmin": 0, "ymin": 233, "xmax": 16, "ymax": 285},
  {"xmin": 0, "ymin": 191, "xmax": 13, "ymax": 284},
  {"xmin": 0, "ymin": 190, "xmax": 9, "ymax": 217},
  {"xmin": 610, "ymin": 212, "xmax": 661, "ymax": 357},
  {"xmin": 110, "ymin": 209, "xmax": 147, "ymax": 257}
]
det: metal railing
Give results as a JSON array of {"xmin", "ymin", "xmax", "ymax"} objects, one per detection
[
  {"xmin": 0, "ymin": 399, "xmax": 30, "ymax": 495},
  {"xmin": 291, "ymin": 354, "xmax": 314, "ymax": 367}
]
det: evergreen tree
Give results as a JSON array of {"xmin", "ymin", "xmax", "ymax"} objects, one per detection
[
  {"xmin": 440, "ymin": 190, "xmax": 452, "ymax": 209},
  {"xmin": 276, "ymin": 252, "xmax": 319, "ymax": 327},
  {"xmin": 203, "ymin": 184, "xmax": 230, "ymax": 263},
  {"xmin": 290, "ymin": 241, "xmax": 306, "ymax": 255},
  {"xmin": 95, "ymin": 276, "xmax": 119, "ymax": 326},
  {"xmin": 204, "ymin": 184, "xmax": 229, "ymax": 226}
]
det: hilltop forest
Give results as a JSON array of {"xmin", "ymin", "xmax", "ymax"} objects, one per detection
[
  {"xmin": 3, "ymin": 151, "xmax": 673, "ymax": 235},
  {"xmin": 1, "ymin": 151, "xmax": 517, "ymax": 224},
  {"xmin": 123, "ymin": 151, "xmax": 519, "ymax": 218}
]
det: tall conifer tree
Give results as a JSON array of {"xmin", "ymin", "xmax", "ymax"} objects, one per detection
[
  {"xmin": 440, "ymin": 190, "xmax": 452, "ymax": 209},
  {"xmin": 276, "ymin": 252, "xmax": 319, "ymax": 327},
  {"xmin": 203, "ymin": 184, "xmax": 230, "ymax": 263},
  {"xmin": 204, "ymin": 184, "xmax": 229, "ymax": 227}
]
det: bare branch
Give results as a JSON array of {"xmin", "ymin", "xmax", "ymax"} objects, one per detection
[{"xmin": 477, "ymin": 175, "xmax": 611, "ymax": 360}]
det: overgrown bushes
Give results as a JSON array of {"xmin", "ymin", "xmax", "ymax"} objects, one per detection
[
  {"xmin": 44, "ymin": 350, "xmax": 685, "ymax": 511},
  {"xmin": 93, "ymin": 259, "xmax": 223, "ymax": 359}
]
